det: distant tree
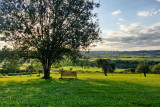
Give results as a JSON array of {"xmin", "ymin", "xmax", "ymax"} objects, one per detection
[
  {"xmin": 2, "ymin": 60, "xmax": 21, "ymax": 74},
  {"xmin": 96, "ymin": 59, "xmax": 109, "ymax": 76},
  {"xmin": 32, "ymin": 61, "xmax": 43, "ymax": 75},
  {"xmin": 0, "ymin": 0, "xmax": 100, "ymax": 79},
  {"xmin": 136, "ymin": 62, "xmax": 150, "ymax": 77},
  {"xmin": 109, "ymin": 63, "xmax": 116, "ymax": 74},
  {"xmin": 152, "ymin": 63, "xmax": 160, "ymax": 74},
  {"xmin": 0, "ymin": 46, "xmax": 24, "ymax": 74},
  {"xmin": 26, "ymin": 64, "xmax": 35, "ymax": 76},
  {"xmin": 0, "ymin": 46, "xmax": 17, "ymax": 62}
]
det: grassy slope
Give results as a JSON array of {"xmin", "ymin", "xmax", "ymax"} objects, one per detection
[{"xmin": 0, "ymin": 73, "xmax": 160, "ymax": 106}]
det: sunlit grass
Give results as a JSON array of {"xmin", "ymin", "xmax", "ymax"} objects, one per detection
[
  {"xmin": 52, "ymin": 66, "xmax": 125, "ymax": 73},
  {"xmin": 52, "ymin": 66, "xmax": 103, "ymax": 72},
  {"xmin": 0, "ymin": 73, "xmax": 160, "ymax": 106}
]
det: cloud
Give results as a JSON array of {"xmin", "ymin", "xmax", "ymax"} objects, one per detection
[
  {"xmin": 137, "ymin": 11, "xmax": 150, "ymax": 17},
  {"xmin": 156, "ymin": 0, "xmax": 160, "ymax": 2},
  {"xmin": 137, "ymin": 9, "xmax": 160, "ymax": 17},
  {"xmin": 100, "ymin": 22, "xmax": 160, "ymax": 51},
  {"xmin": 118, "ymin": 18, "xmax": 125, "ymax": 22},
  {"xmin": 111, "ymin": 10, "xmax": 121, "ymax": 15}
]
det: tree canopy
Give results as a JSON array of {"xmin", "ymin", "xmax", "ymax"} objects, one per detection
[
  {"xmin": 152, "ymin": 63, "xmax": 160, "ymax": 74},
  {"xmin": 0, "ymin": 0, "xmax": 100, "ymax": 78},
  {"xmin": 136, "ymin": 62, "xmax": 150, "ymax": 77},
  {"xmin": 96, "ymin": 59, "xmax": 110, "ymax": 76}
]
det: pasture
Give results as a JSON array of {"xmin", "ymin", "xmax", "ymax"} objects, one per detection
[{"xmin": 0, "ymin": 73, "xmax": 160, "ymax": 106}]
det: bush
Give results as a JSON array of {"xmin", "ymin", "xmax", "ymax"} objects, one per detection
[
  {"xmin": 0, "ymin": 69, "xmax": 9, "ymax": 74},
  {"xmin": 36, "ymin": 74, "xmax": 40, "ymax": 77},
  {"xmin": 128, "ymin": 68, "xmax": 136, "ymax": 73},
  {"xmin": 152, "ymin": 63, "xmax": 160, "ymax": 74},
  {"xmin": 38, "ymin": 70, "xmax": 43, "ymax": 74},
  {"xmin": 2, "ymin": 73, "xmax": 6, "ymax": 76}
]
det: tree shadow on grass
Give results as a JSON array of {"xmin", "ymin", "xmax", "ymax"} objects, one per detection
[{"xmin": 0, "ymin": 78, "xmax": 160, "ymax": 106}]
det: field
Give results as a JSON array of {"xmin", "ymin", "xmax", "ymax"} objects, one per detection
[
  {"xmin": 0, "ymin": 73, "xmax": 160, "ymax": 106},
  {"xmin": 52, "ymin": 66, "xmax": 126, "ymax": 73},
  {"xmin": 89, "ymin": 57, "xmax": 160, "ymax": 62}
]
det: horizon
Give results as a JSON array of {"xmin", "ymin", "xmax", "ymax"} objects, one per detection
[{"xmin": 82, "ymin": 49, "xmax": 160, "ymax": 52}]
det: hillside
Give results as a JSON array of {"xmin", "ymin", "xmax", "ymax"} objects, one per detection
[{"xmin": 82, "ymin": 50, "xmax": 160, "ymax": 58}]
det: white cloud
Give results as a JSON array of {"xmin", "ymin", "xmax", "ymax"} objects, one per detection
[
  {"xmin": 156, "ymin": 0, "xmax": 160, "ymax": 2},
  {"xmin": 118, "ymin": 18, "xmax": 125, "ymax": 22},
  {"xmin": 137, "ymin": 11, "xmax": 150, "ymax": 17},
  {"xmin": 137, "ymin": 9, "xmax": 160, "ymax": 17},
  {"xmin": 92, "ymin": 22, "xmax": 160, "ymax": 51},
  {"xmin": 111, "ymin": 10, "xmax": 121, "ymax": 15}
]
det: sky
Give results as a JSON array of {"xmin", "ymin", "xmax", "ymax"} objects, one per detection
[
  {"xmin": 0, "ymin": 0, "xmax": 160, "ymax": 51},
  {"xmin": 91, "ymin": 0, "xmax": 160, "ymax": 51}
]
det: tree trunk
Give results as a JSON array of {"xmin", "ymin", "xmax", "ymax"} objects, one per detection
[
  {"xmin": 144, "ymin": 73, "xmax": 146, "ymax": 77},
  {"xmin": 104, "ymin": 72, "xmax": 107, "ymax": 76},
  {"xmin": 105, "ymin": 73, "xmax": 107, "ymax": 76},
  {"xmin": 43, "ymin": 66, "xmax": 51, "ymax": 79}
]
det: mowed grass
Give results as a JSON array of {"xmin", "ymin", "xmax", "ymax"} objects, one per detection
[
  {"xmin": 52, "ymin": 66, "xmax": 124, "ymax": 73},
  {"xmin": 53, "ymin": 66, "xmax": 103, "ymax": 72},
  {"xmin": 0, "ymin": 73, "xmax": 160, "ymax": 106}
]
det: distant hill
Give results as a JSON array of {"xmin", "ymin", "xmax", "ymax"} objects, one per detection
[{"xmin": 82, "ymin": 50, "xmax": 160, "ymax": 58}]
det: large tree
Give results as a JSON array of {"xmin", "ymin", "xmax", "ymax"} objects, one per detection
[{"xmin": 0, "ymin": 0, "xmax": 100, "ymax": 78}]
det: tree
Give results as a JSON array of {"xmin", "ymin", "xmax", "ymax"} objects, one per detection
[
  {"xmin": 152, "ymin": 63, "xmax": 160, "ymax": 74},
  {"xmin": 26, "ymin": 64, "xmax": 35, "ymax": 76},
  {"xmin": 136, "ymin": 62, "xmax": 150, "ymax": 77},
  {"xmin": 96, "ymin": 59, "xmax": 109, "ymax": 76},
  {"xmin": 32, "ymin": 60, "xmax": 43, "ymax": 75},
  {"xmin": 0, "ymin": 0, "xmax": 100, "ymax": 78},
  {"xmin": 2, "ymin": 60, "xmax": 21, "ymax": 74},
  {"xmin": 0, "ymin": 46, "xmax": 24, "ymax": 74},
  {"xmin": 108, "ymin": 63, "xmax": 116, "ymax": 75}
]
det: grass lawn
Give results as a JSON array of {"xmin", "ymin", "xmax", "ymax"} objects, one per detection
[
  {"xmin": 0, "ymin": 73, "xmax": 160, "ymax": 106},
  {"xmin": 52, "ymin": 66, "xmax": 124, "ymax": 73}
]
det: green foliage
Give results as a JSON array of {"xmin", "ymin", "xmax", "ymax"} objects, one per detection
[
  {"xmin": 96, "ymin": 59, "xmax": 112, "ymax": 76},
  {"xmin": 0, "ymin": 0, "xmax": 100, "ymax": 79},
  {"xmin": 152, "ymin": 63, "xmax": 160, "ymax": 74},
  {"xmin": 108, "ymin": 63, "xmax": 116, "ymax": 73},
  {"xmin": 136, "ymin": 62, "xmax": 151, "ymax": 77},
  {"xmin": 2, "ymin": 60, "xmax": 21, "ymax": 74},
  {"xmin": 26, "ymin": 65, "xmax": 35, "ymax": 76},
  {"xmin": 128, "ymin": 68, "xmax": 136, "ymax": 73},
  {"xmin": 96, "ymin": 59, "xmax": 116, "ymax": 76},
  {"xmin": 32, "ymin": 61, "xmax": 43, "ymax": 74}
]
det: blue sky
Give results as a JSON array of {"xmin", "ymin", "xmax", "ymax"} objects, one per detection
[{"xmin": 91, "ymin": 0, "xmax": 160, "ymax": 51}]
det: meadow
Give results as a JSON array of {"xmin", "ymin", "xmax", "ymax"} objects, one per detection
[{"xmin": 0, "ymin": 73, "xmax": 160, "ymax": 106}]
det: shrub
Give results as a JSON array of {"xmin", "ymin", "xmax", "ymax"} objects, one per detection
[
  {"xmin": 128, "ymin": 68, "xmax": 136, "ymax": 73},
  {"xmin": 2, "ymin": 73, "xmax": 6, "ymax": 76},
  {"xmin": 36, "ymin": 74, "xmax": 40, "ymax": 77},
  {"xmin": 152, "ymin": 63, "xmax": 160, "ymax": 74}
]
